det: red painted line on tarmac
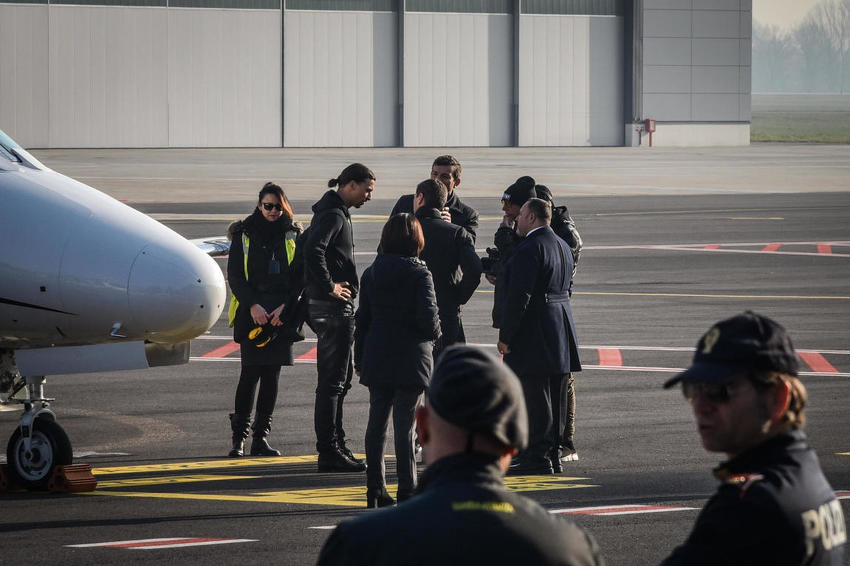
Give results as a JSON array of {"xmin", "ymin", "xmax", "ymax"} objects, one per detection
[
  {"xmin": 703, "ymin": 244, "xmax": 721, "ymax": 250},
  {"xmin": 836, "ymin": 491, "xmax": 849, "ymax": 499},
  {"xmin": 551, "ymin": 504, "xmax": 697, "ymax": 516},
  {"xmin": 67, "ymin": 537, "xmax": 257, "ymax": 550},
  {"xmin": 297, "ymin": 346, "xmax": 318, "ymax": 361},
  {"xmin": 597, "ymin": 348, "xmax": 623, "ymax": 367},
  {"xmin": 818, "ymin": 243, "xmax": 833, "ymax": 255},
  {"xmin": 799, "ymin": 352, "xmax": 838, "ymax": 374},
  {"xmin": 762, "ymin": 243, "xmax": 782, "ymax": 252},
  {"xmin": 200, "ymin": 341, "xmax": 240, "ymax": 358}
]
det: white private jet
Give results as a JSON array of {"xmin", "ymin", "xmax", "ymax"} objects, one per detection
[{"xmin": 0, "ymin": 129, "xmax": 227, "ymax": 489}]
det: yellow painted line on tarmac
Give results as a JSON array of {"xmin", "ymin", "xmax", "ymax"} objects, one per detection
[
  {"xmin": 96, "ymin": 474, "xmax": 257, "ymax": 488},
  {"xmin": 88, "ymin": 476, "xmax": 596, "ymax": 507},
  {"xmin": 838, "ymin": 452, "xmax": 850, "ymax": 456},
  {"xmin": 92, "ymin": 456, "xmax": 319, "ymax": 476},
  {"xmin": 475, "ymin": 289, "xmax": 850, "ymax": 300}
]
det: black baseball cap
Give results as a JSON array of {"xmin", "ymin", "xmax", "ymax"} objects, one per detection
[
  {"xmin": 502, "ymin": 176, "xmax": 537, "ymax": 207},
  {"xmin": 663, "ymin": 311, "xmax": 800, "ymax": 389},
  {"xmin": 428, "ymin": 345, "xmax": 529, "ymax": 450}
]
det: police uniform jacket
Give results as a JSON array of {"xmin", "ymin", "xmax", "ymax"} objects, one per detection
[
  {"xmin": 415, "ymin": 207, "xmax": 482, "ymax": 316},
  {"xmin": 316, "ymin": 452, "xmax": 605, "ymax": 566},
  {"xmin": 390, "ymin": 191, "xmax": 479, "ymax": 242},
  {"xmin": 354, "ymin": 253, "xmax": 441, "ymax": 390},
  {"xmin": 661, "ymin": 430, "xmax": 846, "ymax": 566},
  {"xmin": 304, "ymin": 190, "xmax": 358, "ymax": 304},
  {"xmin": 227, "ymin": 210, "xmax": 302, "ymax": 366},
  {"xmin": 499, "ymin": 226, "xmax": 581, "ymax": 378}
]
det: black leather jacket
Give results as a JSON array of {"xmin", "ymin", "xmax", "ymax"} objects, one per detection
[{"xmin": 304, "ymin": 190, "xmax": 358, "ymax": 303}]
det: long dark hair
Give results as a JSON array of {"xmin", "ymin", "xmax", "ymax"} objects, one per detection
[
  {"xmin": 380, "ymin": 213, "xmax": 425, "ymax": 257},
  {"xmin": 258, "ymin": 182, "xmax": 294, "ymax": 221},
  {"xmin": 328, "ymin": 163, "xmax": 376, "ymax": 189}
]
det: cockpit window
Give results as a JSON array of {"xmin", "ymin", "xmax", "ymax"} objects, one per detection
[{"xmin": 0, "ymin": 129, "xmax": 19, "ymax": 151}]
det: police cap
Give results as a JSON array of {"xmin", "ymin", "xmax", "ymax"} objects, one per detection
[
  {"xmin": 428, "ymin": 345, "xmax": 529, "ymax": 450},
  {"xmin": 664, "ymin": 311, "xmax": 800, "ymax": 388}
]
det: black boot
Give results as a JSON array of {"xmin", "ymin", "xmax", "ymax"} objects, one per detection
[
  {"xmin": 338, "ymin": 439, "xmax": 365, "ymax": 467},
  {"xmin": 228, "ymin": 413, "xmax": 251, "ymax": 458},
  {"xmin": 250, "ymin": 412, "xmax": 281, "ymax": 457},
  {"xmin": 318, "ymin": 445, "xmax": 366, "ymax": 472},
  {"xmin": 366, "ymin": 487, "xmax": 395, "ymax": 509}
]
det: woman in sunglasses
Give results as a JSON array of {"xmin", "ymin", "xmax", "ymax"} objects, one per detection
[{"xmin": 225, "ymin": 182, "xmax": 302, "ymax": 457}]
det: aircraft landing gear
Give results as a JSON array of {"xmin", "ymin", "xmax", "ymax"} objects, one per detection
[{"xmin": 4, "ymin": 376, "xmax": 73, "ymax": 490}]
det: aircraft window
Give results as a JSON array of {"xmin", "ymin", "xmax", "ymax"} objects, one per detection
[{"xmin": 0, "ymin": 129, "xmax": 22, "ymax": 162}]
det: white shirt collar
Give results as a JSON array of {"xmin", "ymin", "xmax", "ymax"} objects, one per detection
[{"xmin": 525, "ymin": 225, "xmax": 545, "ymax": 237}]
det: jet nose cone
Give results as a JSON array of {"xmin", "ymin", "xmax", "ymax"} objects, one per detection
[{"xmin": 128, "ymin": 243, "xmax": 226, "ymax": 343}]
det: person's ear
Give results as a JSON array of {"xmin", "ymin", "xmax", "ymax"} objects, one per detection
[
  {"xmin": 453, "ymin": 175, "xmax": 461, "ymax": 189},
  {"xmin": 415, "ymin": 405, "xmax": 430, "ymax": 445},
  {"xmin": 769, "ymin": 379, "xmax": 791, "ymax": 422}
]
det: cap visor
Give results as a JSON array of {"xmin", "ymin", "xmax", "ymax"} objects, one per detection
[{"xmin": 663, "ymin": 361, "xmax": 744, "ymax": 389}]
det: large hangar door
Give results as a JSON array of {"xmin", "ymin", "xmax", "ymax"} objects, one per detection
[
  {"xmin": 518, "ymin": 8, "xmax": 624, "ymax": 146},
  {"xmin": 283, "ymin": 5, "xmax": 398, "ymax": 148}
]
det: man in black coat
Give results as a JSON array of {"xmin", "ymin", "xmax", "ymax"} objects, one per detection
[
  {"xmin": 660, "ymin": 312, "xmax": 846, "ymax": 566},
  {"xmin": 498, "ymin": 198, "xmax": 581, "ymax": 475},
  {"xmin": 304, "ymin": 164, "xmax": 374, "ymax": 473},
  {"xmin": 316, "ymin": 345, "xmax": 605, "ymax": 566},
  {"xmin": 412, "ymin": 179, "xmax": 482, "ymax": 355},
  {"xmin": 389, "ymin": 155, "xmax": 479, "ymax": 242}
]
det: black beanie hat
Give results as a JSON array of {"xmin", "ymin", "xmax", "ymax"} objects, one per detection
[{"xmin": 502, "ymin": 176, "xmax": 537, "ymax": 207}]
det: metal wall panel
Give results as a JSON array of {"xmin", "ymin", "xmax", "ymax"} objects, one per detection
[
  {"xmin": 403, "ymin": 12, "xmax": 512, "ymax": 146},
  {"xmin": 284, "ymin": 11, "xmax": 396, "ymax": 147},
  {"xmin": 643, "ymin": 65, "xmax": 691, "ymax": 93},
  {"xmin": 168, "ymin": 9, "xmax": 281, "ymax": 147},
  {"xmin": 642, "ymin": 8, "xmax": 690, "ymax": 38},
  {"xmin": 49, "ymin": 6, "xmax": 169, "ymax": 147},
  {"xmin": 0, "ymin": 4, "xmax": 49, "ymax": 147},
  {"xmin": 518, "ymin": 14, "xmax": 623, "ymax": 146},
  {"xmin": 692, "ymin": 10, "xmax": 739, "ymax": 38}
]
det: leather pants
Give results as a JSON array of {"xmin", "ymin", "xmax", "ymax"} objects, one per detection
[{"xmin": 309, "ymin": 299, "xmax": 355, "ymax": 453}]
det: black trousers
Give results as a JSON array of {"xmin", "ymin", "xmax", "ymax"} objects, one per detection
[
  {"xmin": 365, "ymin": 386, "xmax": 423, "ymax": 497},
  {"xmin": 234, "ymin": 364, "xmax": 281, "ymax": 416},
  {"xmin": 520, "ymin": 374, "xmax": 566, "ymax": 462},
  {"xmin": 433, "ymin": 311, "xmax": 465, "ymax": 360},
  {"xmin": 309, "ymin": 300, "xmax": 355, "ymax": 453},
  {"xmin": 560, "ymin": 373, "xmax": 576, "ymax": 450}
]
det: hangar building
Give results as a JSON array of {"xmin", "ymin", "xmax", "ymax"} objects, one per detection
[{"xmin": 0, "ymin": 0, "xmax": 751, "ymax": 148}]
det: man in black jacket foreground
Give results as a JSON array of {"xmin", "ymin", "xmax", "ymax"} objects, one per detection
[
  {"xmin": 661, "ymin": 312, "xmax": 846, "ymax": 565},
  {"xmin": 304, "ymin": 163, "xmax": 375, "ymax": 473},
  {"xmin": 316, "ymin": 345, "xmax": 605, "ymax": 566},
  {"xmin": 389, "ymin": 154, "xmax": 479, "ymax": 242},
  {"xmin": 412, "ymin": 179, "xmax": 482, "ymax": 356}
]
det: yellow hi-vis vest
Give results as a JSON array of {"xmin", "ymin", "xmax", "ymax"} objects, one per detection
[{"xmin": 228, "ymin": 229, "xmax": 297, "ymax": 327}]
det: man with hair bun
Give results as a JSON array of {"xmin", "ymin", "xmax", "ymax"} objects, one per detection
[
  {"xmin": 661, "ymin": 311, "xmax": 846, "ymax": 565},
  {"xmin": 304, "ymin": 163, "xmax": 375, "ymax": 473},
  {"xmin": 316, "ymin": 345, "xmax": 604, "ymax": 566}
]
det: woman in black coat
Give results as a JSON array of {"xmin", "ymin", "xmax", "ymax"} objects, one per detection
[
  {"xmin": 226, "ymin": 182, "xmax": 302, "ymax": 457},
  {"xmin": 355, "ymin": 213, "xmax": 441, "ymax": 508}
]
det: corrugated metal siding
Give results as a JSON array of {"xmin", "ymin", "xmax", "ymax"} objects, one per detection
[
  {"xmin": 170, "ymin": 0, "xmax": 279, "ymax": 8},
  {"xmin": 0, "ymin": 4, "xmax": 49, "ymax": 147},
  {"xmin": 405, "ymin": 0, "xmax": 511, "ymax": 13},
  {"xmin": 286, "ymin": 0, "xmax": 394, "ymax": 10},
  {"xmin": 48, "ymin": 6, "xmax": 169, "ymax": 147},
  {"xmin": 522, "ymin": 0, "xmax": 622, "ymax": 15},
  {"xmin": 283, "ymin": 11, "xmax": 397, "ymax": 147},
  {"xmin": 167, "ymin": 8, "xmax": 281, "ymax": 147},
  {"xmin": 51, "ymin": 0, "xmax": 166, "ymax": 6},
  {"xmin": 403, "ymin": 12, "xmax": 512, "ymax": 146},
  {"xmin": 518, "ymin": 14, "xmax": 623, "ymax": 146}
]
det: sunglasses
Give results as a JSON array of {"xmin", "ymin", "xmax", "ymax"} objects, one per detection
[
  {"xmin": 681, "ymin": 380, "xmax": 747, "ymax": 404},
  {"xmin": 262, "ymin": 202, "xmax": 283, "ymax": 211}
]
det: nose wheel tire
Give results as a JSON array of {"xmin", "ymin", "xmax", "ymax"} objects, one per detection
[{"xmin": 6, "ymin": 419, "xmax": 73, "ymax": 490}]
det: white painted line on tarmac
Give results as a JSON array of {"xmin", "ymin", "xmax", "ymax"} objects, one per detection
[
  {"xmin": 67, "ymin": 537, "xmax": 258, "ymax": 550},
  {"xmin": 550, "ymin": 504, "xmax": 699, "ymax": 516}
]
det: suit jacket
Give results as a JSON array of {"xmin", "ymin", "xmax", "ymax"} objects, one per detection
[
  {"xmin": 415, "ymin": 207, "xmax": 482, "ymax": 316},
  {"xmin": 390, "ymin": 191, "xmax": 479, "ymax": 242},
  {"xmin": 498, "ymin": 226, "xmax": 581, "ymax": 377}
]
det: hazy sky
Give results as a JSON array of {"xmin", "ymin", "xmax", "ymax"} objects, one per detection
[{"xmin": 752, "ymin": 0, "xmax": 823, "ymax": 31}]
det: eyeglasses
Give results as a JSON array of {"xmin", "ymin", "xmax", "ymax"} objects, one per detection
[
  {"xmin": 262, "ymin": 202, "xmax": 283, "ymax": 211},
  {"xmin": 681, "ymin": 380, "xmax": 747, "ymax": 404}
]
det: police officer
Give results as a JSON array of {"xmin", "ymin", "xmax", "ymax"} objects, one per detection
[
  {"xmin": 316, "ymin": 345, "xmax": 605, "ymax": 566},
  {"xmin": 412, "ymin": 178, "xmax": 482, "ymax": 355},
  {"xmin": 388, "ymin": 155, "xmax": 479, "ymax": 242},
  {"xmin": 661, "ymin": 311, "xmax": 846, "ymax": 565}
]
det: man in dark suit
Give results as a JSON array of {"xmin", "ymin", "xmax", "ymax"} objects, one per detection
[
  {"xmin": 389, "ymin": 155, "xmax": 479, "ymax": 242},
  {"xmin": 497, "ymin": 198, "xmax": 581, "ymax": 475},
  {"xmin": 412, "ymin": 179, "xmax": 482, "ymax": 356}
]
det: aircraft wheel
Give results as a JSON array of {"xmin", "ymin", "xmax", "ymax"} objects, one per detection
[{"xmin": 6, "ymin": 419, "xmax": 73, "ymax": 490}]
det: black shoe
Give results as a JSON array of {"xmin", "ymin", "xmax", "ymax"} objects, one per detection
[
  {"xmin": 559, "ymin": 442, "xmax": 579, "ymax": 462},
  {"xmin": 366, "ymin": 487, "xmax": 395, "ymax": 509},
  {"xmin": 318, "ymin": 449, "xmax": 366, "ymax": 473},
  {"xmin": 229, "ymin": 440, "xmax": 245, "ymax": 458},
  {"xmin": 508, "ymin": 458, "xmax": 554, "ymax": 476},
  {"xmin": 338, "ymin": 440, "xmax": 365, "ymax": 466},
  {"xmin": 228, "ymin": 413, "xmax": 251, "ymax": 458},
  {"xmin": 250, "ymin": 437, "xmax": 281, "ymax": 457}
]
